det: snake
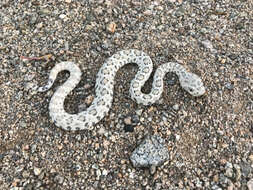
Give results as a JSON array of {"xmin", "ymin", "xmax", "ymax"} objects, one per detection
[{"xmin": 38, "ymin": 49, "xmax": 206, "ymax": 131}]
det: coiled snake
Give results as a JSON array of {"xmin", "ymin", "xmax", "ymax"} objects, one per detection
[{"xmin": 38, "ymin": 49, "xmax": 205, "ymax": 131}]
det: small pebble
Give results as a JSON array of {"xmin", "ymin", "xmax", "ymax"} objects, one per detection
[
  {"xmin": 124, "ymin": 116, "xmax": 132, "ymax": 125},
  {"xmin": 22, "ymin": 170, "xmax": 30, "ymax": 178},
  {"xmin": 107, "ymin": 22, "xmax": 117, "ymax": 33},
  {"xmin": 201, "ymin": 40, "xmax": 214, "ymax": 50},
  {"xmin": 225, "ymin": 82, "xmax": 234, "ymax": 90},
  {"xmin": 135, "ymin": 109, "xmax": 143, "ymax": 116},
  {"xmin": 37, "ymin": 22, "xmax": 43, "ymax": 29},
  {"xmin": 59, "ymin": 14, "xmax": 66, "ymax": 19},
  {"xmin": 225, "ymin": 168, "xmax": 234, "ymax": 178},
  {"xmin": 172, "ymin": 104, "xmax": 179, "ymax": 111},
  {"xmin": 131, "ymin": 115, "xmax": 140, "ymax": 125},
  {"xmin": 143, "ymin": 10, "xmax": 152, "ymax": 16},
  {"xmin": 175, "ymin": 7, "xmax": 185, "ymax": 16},
  {"xmin": 54, "ymin": 175, "xmax": 64, "ymax": 184},
  {"xmin": 98, "ymin": 127, "xmax": 107, "ymax": 135},
  {"xmin": 124, "ymin": 115, "xmax": 139, "ymax": 126},
  {"xmin": 85, "ymin": 95, "xmax": 94, "ymax": 105},
  {"xmin": 34, "ymin": 167, "xmax": 42, "ymax": 176},
  {"xmin": 102, "ymin": 169, "xmax": 108, "ymax": 176},
  {"xmin": 249, "ymin": 155, "xmax": 253, "ymax": 162},
  {"xmin": 150, "ymin": 165, "xmax": 157, "ymax": 175},
  {"xmin": 124, "ymin": 125, "xmax": 134, "ymax": 132},
  {"xmin": 84, "ymin": 83, "xmax": 92, "ymax": 89},
  {"xmin": 96, "ymin": 169, "xmax": 101, "ymax": 178},
  {"xmin": 40, "ymin": 8, "xmax": 51, "ymax": 15},
  {"xmin": 248, "ymin": 179, "xmax": 253, "ymax": 190},
  {"xmin": 175, "ymin": 134, "xmax": 181, "ymax": 141},
  {"xmin": 212, "ymin": 72, "xmax": 219, "ymax": 77}
]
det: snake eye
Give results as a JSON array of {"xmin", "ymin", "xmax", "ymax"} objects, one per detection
[{"xmin": 188, "ymin": 88, "xmax": 194, "ymax": 92}]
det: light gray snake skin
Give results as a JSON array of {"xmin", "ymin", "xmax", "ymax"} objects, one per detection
[{"xmin": 38, "ymin": 49, "xmax": 205, "ymax": 131}]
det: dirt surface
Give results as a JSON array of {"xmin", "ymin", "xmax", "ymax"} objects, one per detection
[{"xmin": 0, "ymin": 0, "xmax": 253, "ymax": 189}]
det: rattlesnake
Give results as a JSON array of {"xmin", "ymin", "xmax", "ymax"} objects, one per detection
[{"xmin": 38, "ymin": 49, "xmax": 205, "ymax": 131}]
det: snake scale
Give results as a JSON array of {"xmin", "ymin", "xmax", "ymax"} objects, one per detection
[{"xmin": 38, "ymin": 49, "xmax": 205, "ymax": 131}]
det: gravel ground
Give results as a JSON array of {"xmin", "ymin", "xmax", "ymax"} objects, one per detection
[{"xmin": 0, "ymin": 0, "xmax": 253, "ymax": 189}]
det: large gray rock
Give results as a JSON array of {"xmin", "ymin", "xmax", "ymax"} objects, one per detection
[{"xmin": 130, "ymin": 135, "xmax": 170, "ymax": 168}]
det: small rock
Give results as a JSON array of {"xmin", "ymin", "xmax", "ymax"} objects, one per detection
[
  {"xmin": 225, "ymin": 82, "xmax": 234, "ymax": 90},
  {"xmin": 200, "ymin": 28, "xmax": 208, "ymax": 34},
  {"xmin": 249, "ymin": 155, "xmax": 253, "ymax": 162},
  {"xmin": 102, "ymin": 169, "xmax": 108, "ymax": 176},
  {"xmin": 65, "ymin": 41, "xmax": 69, "ymax": 51},
  {"xmin": 213, "ymin": 174, "xmax": 219, "ymax": 182},
  {"xmin": 98, "ymin": 127, "xmax": 107, "ymax": 135},
  {"xmin": 143, "ymin": 10, "xmax": 152, "ymax": 16},
  {"xmin": 227, "ymin": 183, "xmax": 234, "ymax": 190},
  {"xmin": 96, "ymin": 169, "xmax": 101, "ymax": 178},
  {"xmin": 225, "ymin": 168, "xmax": 233, "ymax": 178},
  {"xmin": 172, "ymin": 104, "xmax": 179, "ymax": 111},
  {"xmin": 84, "ymin": 83, "xmax": 92, "ymax": 89},
  {"xmin": 175, "ymin": 134, "xmax": 181, "ymax": 141},
  {"xmin": 24, "ymin": 73, "xmax": 35, "ymax": 81},
  {"xmin": 130, "ymin": 135, "xmax": 170, "ymax": 168},
  {"xmin": 107, "ymin": 22, "xmax": 117, "ymax": 33},
  {"xmin": 65, "ymin": 0, "xmax": 72, "ymax": 3},
  {"xmin": 175, "ymin": 7, "xmax": 185, "ymax": 16},
  {"xmin": 40, "ymin": 8, "xmax": 51, "ymax": 15},
  {"xmin": 124, "ymin": 125, "xmax": 134, "ymax": 132},
  {"xmin": 54, "ymin": 175, "xmax": 64, "ymax": 184},
  {"xmin": 124, "ymin": 116, "xmax": 132, "ymax": 125},
  {"xmin": 124, "ymin": 115, "xmax": 139, "ymax": 126},
  {"xmin": 30, "ymin": 15, "xmax": 37, "ymax": 25},
  {"xmin": 129, "ymin": 172, "xmax": 135, "ymax": 179},
  {"xmin": 34, "ymin": 167, "xmax": 41, "ymax": 176},
  {"xmin": 201, "ymin": 40, "xmax": 214, "ymax": 50},
  {"xmin": 85, "ymin": 95, "xmax": 94, "ymax": 105},
  {"xmin": 220, "ymin": 58, "xmax": 226, "ymax": 64},
  {"xmin": 22, "ymin": 170, "xmax": 30, "ymax": 178},
  {"xmin": 0, "ymin": 154, "xmax": 4, "ymax": 160},
  {"xmin": 150, "ymin": 165, "xmax": 157, "ymax": 175},
  {"xmin": 212, "ymin": 72, "xmax": 219, "ymax": 77},
  {"xmin": 240, "ymin": 162, "xmax": 250, "ymax": 178},
  {"xmin": 211, "ymin": 185, "xmax": 222, "ymax": 190},
  {"xmin": 31, "ymin": 1, "xmax": 40, "ymax": 5},
  {"xmin": 75, "ymin": 134, "xmax": 81, "ymax": 141},
  {"xmin": 37, "ymin": 22, "xmax": 43, "ymax": 28},
  {"xmin": 135, "ymin": 109, "xmax": 143, "ymax": 116},
  {"xmin": 95, "ymin": 6, "xmax": 103, "ymax": 15},
  {"xmin": 59, "ymin": 14, "xmax": 66, "ymax": 19},
  {"xmin": 23, "ymin": 144, "xmax": 29, "ymax": 151},
  {"xmin": 248, "ymin": 179, "xmax": 253, "ymax": 190},
  {"xmin": 85, "ymin": 24, "xmax": 93, "ymax": 31},
  {"xmin": 96, "ymin": 46, "xmax": 102, "ymax": 52},
  {"xmin": 226, "ymin": 162, "xmax": 233, "ymax": 169},
  {"xmin": 131, "ymin": 115, "xmax": 140, "ymax": 125},
  {"xmin": 92, "ymin": 164, "xmax": 99, "ymax": 169}
]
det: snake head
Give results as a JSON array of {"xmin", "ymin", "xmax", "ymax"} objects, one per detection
[{"xmin": 179, "ymin": 72, "xmax": 206, "ymax": 97}]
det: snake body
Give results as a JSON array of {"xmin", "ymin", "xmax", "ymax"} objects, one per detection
[{"xmin": 39, "ymin": 49, "xmax": 205, "ymax": 131}]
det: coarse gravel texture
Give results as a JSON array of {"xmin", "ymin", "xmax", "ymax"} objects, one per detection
[{"xmin": 0, "ymin": 0, "xmax": 252, "ymax": 189}]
